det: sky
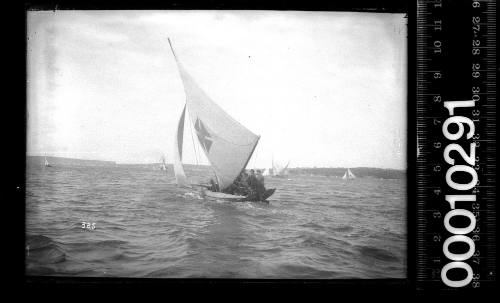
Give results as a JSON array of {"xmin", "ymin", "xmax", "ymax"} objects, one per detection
[{"xmin": 27, "ymin": 10, "xmax": 407, "ymax": 169}]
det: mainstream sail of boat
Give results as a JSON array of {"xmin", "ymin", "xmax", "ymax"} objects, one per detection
[{"xmin": 169, "ymin": 38, "xmax": 275, "ymax": 202}]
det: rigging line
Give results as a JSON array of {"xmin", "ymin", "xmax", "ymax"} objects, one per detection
[
  {"xmin": 248, "ymin": 147, "xmax": 254, "ymax": 169},
  {"xmin": 253, "ymin": 142, "xmax": 259, "ymax": 169},
  {"xmin": 167, "ymin": 38, "xmax": 177, "ymax": 61},
  {"xmin": 190, "ymin": 119, "xmax": 199, "ymax": 166},
  {"xmin": 187, "ymin": 106, "xmax": 199, "ymax": 166}
]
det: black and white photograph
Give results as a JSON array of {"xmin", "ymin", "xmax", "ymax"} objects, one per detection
[{"xmin": 26, "ymin": 10, "xmax": 407, "ymax": 279}]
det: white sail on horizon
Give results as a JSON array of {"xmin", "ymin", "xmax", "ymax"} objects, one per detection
[
  {"xmin": 160, "ymin": 155, "xmax": 167, "ymax": 170},
  {"xmin": 342, "ymin": 168, "xmax": 356, "ymax": 179},
  {"xmin": 272, "ymin": 159, "xmax": 290, "ymax": 176}
]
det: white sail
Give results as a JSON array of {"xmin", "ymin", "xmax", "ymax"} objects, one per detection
[
  {"xmin": 347, "ymin": 168, "xmax": 356, "ymax": 179},
  {"xmin": 282, "ymin": 161, "xmax": 290, "ymax": 175},
  {"xmin": 160, "ymin": 155, "xmax": 167, "ymax": 170},
  {"xmin": 273, "ymin": 163, "xmax": 280, "ymax": 175},
  {"xmin": 272, "ymin": 160, "xmax": 290, "ymax": 176},
  {"xmin": 170, "ymin": 40, "xmax": 259, "ymax": 190},
  {"xmin": 342, "ymin": 168, "xmax": 355, "ymax": 179},
  {"xmin": 173, "ymin": 105, "xmax": 188, "ymax": 186},
  {"xmin": 44, "ymin": 157, "xmax": 50, "ymax": 167}
]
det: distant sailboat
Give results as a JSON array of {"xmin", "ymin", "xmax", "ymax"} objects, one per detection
[
  {"xmin": 44, "ymin": 157, "xmax": 52, "ymax": 167},
  {"xmin": 169, "ymin": 38, "xmax": 275, "ymax": 202},
  {"xmin": 271, "ymin": 159, "xmax": 290, "ymax": 178},
  {"xmin": 342, "ymin": 168, "xmax": 356, "ymax": 180},
  {"xmin": 159, "ymin": 156, "xmax": 167, "ymax": 171}
]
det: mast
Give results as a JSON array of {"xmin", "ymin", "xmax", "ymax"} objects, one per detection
[
  {"xmin": 168, "ymin": 38, "xmax": 178, "ymax": 61},
  {"xmin": 239, "ymin": 135, "xmax": 261, "ymax": 176}
]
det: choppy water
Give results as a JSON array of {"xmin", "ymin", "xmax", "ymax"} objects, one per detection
[{"xmin": 26, "ymin": 164, "xmax": 406, "ymax": 278}]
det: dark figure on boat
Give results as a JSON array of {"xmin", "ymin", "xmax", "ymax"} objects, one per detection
[
  {"xmin": 209, "ymin": 178, "xmax": 219, "ymax": 192},
  {"xmin": 223, "ymin": 172, "xmax": 249, "ymax": 196},
  {"xmin": 217, "ymin": 170, "xmax": 273, "ymax": 202},
  {"xmin": 235, "ymin": 172, "xmax": 250, "ymax": 196},
  {"xmin": 247, "ymin": 169, "xmax": 257, "ymax": 188},
  {"xmin": 248, "ymin": 169, "xmax": 266, "ymax": 201}
]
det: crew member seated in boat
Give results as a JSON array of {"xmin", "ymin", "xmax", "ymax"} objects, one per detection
[
  {"xmin": 235, "ymin": 172, "xmax": 250, "ymax": 195},
  {"xmin": 223, "ymin": 176, "xmax": 239, "ymax": 195},
  {"xmin": 248, "ymin": 169, "xmax": 266, "ymax": 201},
  {"xmin": 224, "ymin": 172, "xmax": 249, "ymax": 196}
]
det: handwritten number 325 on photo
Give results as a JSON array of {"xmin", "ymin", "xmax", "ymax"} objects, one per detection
[{"xmin": 81, "ymin": 222, "xmax": 96, "ymax": 230}]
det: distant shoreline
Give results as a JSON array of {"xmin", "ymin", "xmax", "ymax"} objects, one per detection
[
  {"xmin": 288, "ymin": 167, "xmax": 405, "ymax": 180},
  {"xmin": 26, "ymin": 156, "xmax": 405, "ymax": 179},
  {"xmin": 27, "ymin": 155, "xmax": 117, "ymax": 166}
]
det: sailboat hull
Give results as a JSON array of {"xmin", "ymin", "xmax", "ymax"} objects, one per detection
[
  {"xmin": 200, "ymin": 187, "xmax": 276, "ymax": 203},
  {"xmin": 244, "ymin": 188, "xmax": 276, "ymax": 202},
  {"xmin": 201, "ymin": 189, "xmax": 247, "ymax": 201}
]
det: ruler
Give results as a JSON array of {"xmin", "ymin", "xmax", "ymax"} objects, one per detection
[{"xmin": 416, "ymin": 0, "xmax": 496, "ymax": 290}]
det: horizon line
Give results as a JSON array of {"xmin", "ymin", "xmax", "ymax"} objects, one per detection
[{"xmin": 27, "ymin": 155, "xmax": 406, "ymax": 171}]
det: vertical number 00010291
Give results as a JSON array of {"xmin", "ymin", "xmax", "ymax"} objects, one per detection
[{"xmin": 416, "ymin": 0, "xmax": 496, "ymax": 290}]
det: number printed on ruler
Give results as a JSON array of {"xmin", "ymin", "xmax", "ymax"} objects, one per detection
[
  {"xmin": 438, "ymin": 0, "xmax": 495, "ymax": 289},
  {"xmin": 416, "ymin": 0, "xmax": 496, "ymax": 290}
]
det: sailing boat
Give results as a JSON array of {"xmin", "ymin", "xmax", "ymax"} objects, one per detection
[
  {"xmin": 44, "ymin": 157, "xmax": 52, "ymax": 167},
  {"xmin": 159, "ymin": 155, "xmax": 167, "ymax": 171},
  {"xmin": 271, "ymin": 158, "xmax": 290, "ymax": 178},
  {"xmin": 169, "ymin": 38, "xmax": 275, "ymax": 202},
  {"xmin": 342, "ymin": 168, "xmax": 356, "ymax": 180}
]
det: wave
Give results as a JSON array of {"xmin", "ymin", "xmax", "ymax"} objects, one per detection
[
  {"xmin": 145, "ymin": 265, "xmax": 188, "ymax": 278},
  {"xmin": 299, "ymin": 234, "xmax": 332, "ymax": 250},
  {"xmin": 356, "ymin": 245, "xmax": 400, "ymax": 263},
  {"xmin": 26, "ymin": 235, "xmax": 55, "ymax": 249},
  {"xmin": 94, "ymin": 239, "xmax": 129, "ymax": 248},
  {"xmin": 26, "ymin": 166, "xmax": 406, "ymax": 278},
  {"xmin": 26, "ymin": 235, "xmax": 66, "ymax": 264},
  {"xmin": 297, "ymin": 221, "xmax": 354, "ymax": 235},
  {"xmin": 330, "ymin": 225, "xmax": 354, "ymax": 233},
  {"xmin": 275, "ymin": 263, "xmax": 338, "ymax": 279},
  {"xmin": 299, "ymin": 222, "xmax": 324, "ymax": 230}
]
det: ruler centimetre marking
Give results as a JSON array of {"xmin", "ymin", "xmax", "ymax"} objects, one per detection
[{"xmin": 416, "ymin": 0, "xmax": 496, "ymax": 290}]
